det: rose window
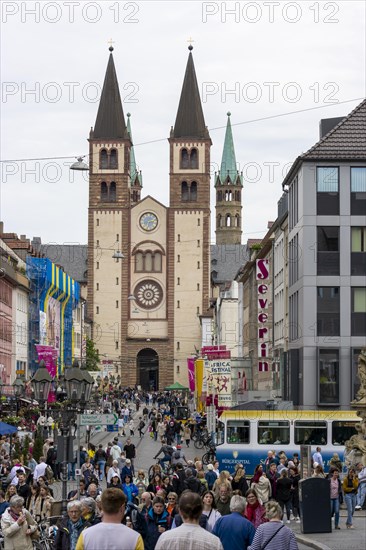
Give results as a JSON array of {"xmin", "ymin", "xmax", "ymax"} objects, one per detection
[{"xmin": 135, "ymin": 280, "xmax": 163, "ymax": 309}]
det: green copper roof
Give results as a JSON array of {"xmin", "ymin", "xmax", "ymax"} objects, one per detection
[
  {"xmin": 217, "ymin": 113, "xmax": 242, "ymax": 185},
  {"xmin": 127, "ymin": 113, "xmax": 142, "ymax": 187}
]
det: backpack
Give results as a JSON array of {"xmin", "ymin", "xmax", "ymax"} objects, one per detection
[
  {"xmin": 139, "ymin": 420, "xmax": 145, "ymax": 428},
  {"xmin": 173, "ymin": 451, "xmax": 181, "ymax": 460}
]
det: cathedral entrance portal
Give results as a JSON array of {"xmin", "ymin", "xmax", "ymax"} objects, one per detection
[{"xmin": 137, "ymin": 349, "xmax": 159, "ymax": 390}]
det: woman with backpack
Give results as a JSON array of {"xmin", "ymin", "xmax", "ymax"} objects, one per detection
[{"xmin": 94, "ymin": 444, "xmax": 107, "ymax": 481}]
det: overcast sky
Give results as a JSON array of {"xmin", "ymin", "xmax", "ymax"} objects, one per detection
[{"xmin": 1, "ymin": 1, "xmax": 365, "ymax": 246}]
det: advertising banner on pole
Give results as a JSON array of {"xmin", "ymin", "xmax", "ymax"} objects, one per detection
[
  {"xmin": 35, "ymin": 344, "xmax": 57, "ymax": 403},
  {"xmin": 187, "ymin": 358, "xmax": 195, "ymax": 391},
  {"xmin": 208, "ymin": 359, "xmax": 232, "ymax": 407}
]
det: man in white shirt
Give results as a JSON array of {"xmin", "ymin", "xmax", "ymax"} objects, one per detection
[
  {"xmin": 312, "ymin": 447, "xmax": 324, "ymax": 468},
  {"xmin": 76, "ymin": 488, "xmax": 143, "ymax": 550},
  {"xmin": 110, "ymin": 440, "xmax": 121, "ymax": 460},
  {"xmin": 33, "ymin": 456, "xmax": 48, "ymax": 481},
  {"xmin": 156, "ymin": 491, "xmax": 223, "ymax": 550}
]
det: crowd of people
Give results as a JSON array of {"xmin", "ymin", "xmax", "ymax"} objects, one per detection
[{"xmin": 0, "ymin": 392, "xmax": 365, "ymax": 549}]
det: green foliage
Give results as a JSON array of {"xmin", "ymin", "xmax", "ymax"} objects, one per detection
[
  {"xmin": 84, "ymin": 338, "xmax": 100, "ymax": 371},
  {"xmin": 6, "ymin": 416, "xmax": 21, "ymax": 426},
  {"xmin": 33, "ymin": 434, "xmax": 44, "ymax": 462},
  {"xmin": 23, "ymin": 434, "xmax": 30, "ymax": 458},
  {"xmin": 14, "ymin": 438, "xmax": 22, "ymax": 459}
]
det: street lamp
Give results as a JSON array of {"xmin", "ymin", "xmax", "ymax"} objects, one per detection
[
  {"xmin": 31, "ymin": 359, "xmax": 93, "ymax": 514},
  {"xmin": 31, "ymin": 360, "xmax": 52, "ymax": 404},
  {"xmin": 12, "ymin": 376, "xmax": 25, "ymax": 416}
]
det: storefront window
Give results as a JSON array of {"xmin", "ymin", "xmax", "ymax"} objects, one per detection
[
  {"xmin": 318, "ymin": 349, "xmax": 339, "ymax": 405},
  {"xmin": 258, "ymin": 421, "xmax": 289, "ymax": 445}
]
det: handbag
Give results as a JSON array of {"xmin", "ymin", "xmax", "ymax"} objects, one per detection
[{"xmin": 260, "ymin": 524, "xmax": 284, "ymax": 550}]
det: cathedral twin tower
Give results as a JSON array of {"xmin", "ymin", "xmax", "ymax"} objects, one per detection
[{"xmin": 87, "ymin": 47, "xmax": 242, "ymax": 389}]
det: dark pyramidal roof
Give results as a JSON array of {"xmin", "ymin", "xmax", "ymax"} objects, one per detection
[
  {"xmin": 93, "ymin": 51, "xmax": 129, "ymax": 140},
  {"xmin": 173, "ymin": 49, "xmax": 209, "ymax": 139},
  {"xmin": 302, "ymin": 98, "xmax": 366, "ymax": 160}
]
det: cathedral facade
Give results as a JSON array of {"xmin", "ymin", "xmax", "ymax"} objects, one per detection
[{"xmin": 87, "ymin": 46, "xmax": 215, "ymax": 390}]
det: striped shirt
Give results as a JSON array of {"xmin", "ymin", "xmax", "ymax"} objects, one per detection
[
  {"xmin": 155, "ymin": 523, "xmax": 224, "ymax": 550},
  {"xmin": 248, "ymin": 521, "xmax": 298, "ymax": 550}
]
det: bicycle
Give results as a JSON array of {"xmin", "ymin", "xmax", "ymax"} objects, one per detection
[
  {"xmin": 32, "ymin": 516, "xmax": 63, "ymax": 550},
  {"xmin": 148, "ymin": 458, "xmax": 174, "ymax": 480},
  {"xmin": 194, "ymin": 434, "xmax": 214, "ymax": 450},
  {"xmin": 202, "ymin": 445, "xmax": 216, "ymax": 465}
]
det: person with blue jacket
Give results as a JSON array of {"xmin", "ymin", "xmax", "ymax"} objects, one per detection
[{"xmin": 122, "ymin": 475, "xmax": 139, "ymax": 504}]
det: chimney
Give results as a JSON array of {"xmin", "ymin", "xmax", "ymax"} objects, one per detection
[{"xmin": 319, "ymin": 117, "xmax": 345, "ymax": 139}]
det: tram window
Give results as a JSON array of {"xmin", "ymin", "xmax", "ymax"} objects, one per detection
[
  {"xmin": 332, "ymin": 421, "xmax": 357, "ymax": 445},
  {"xmin": 294, "ymin": 421, "xmax": 327, "ymax": 445},
  {"xmin": 227, "ymin": 421, "xmax": 250, "ymax": 444},
  {"xmin": 217, "ymin": 421, "xmax": 224, "ymax": 446},
  {"xmin": 258, "ymin": 421, "xmax": 290, "ymax": 445}
]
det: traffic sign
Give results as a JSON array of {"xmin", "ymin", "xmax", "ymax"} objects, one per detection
[{"xmin": 78, "ymin": 413, "xmax": 118, "ymax": 426}]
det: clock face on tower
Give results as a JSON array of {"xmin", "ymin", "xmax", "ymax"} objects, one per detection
[{"xmin": 140, "ymin": 212, "xmax": 158, "ymax": 231}]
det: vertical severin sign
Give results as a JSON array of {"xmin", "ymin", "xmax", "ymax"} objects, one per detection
[{"xmin": 256, "ymin": 259, "xmax": 270, "ymax": 372}]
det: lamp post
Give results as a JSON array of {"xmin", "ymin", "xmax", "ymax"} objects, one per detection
[
  {"xmin": 12, "ymin": 376, "xmax": 25, "ymax": 416},
  {"xmin": 31, "ymin": 359, "xmax": 93, "ymax": 514}
]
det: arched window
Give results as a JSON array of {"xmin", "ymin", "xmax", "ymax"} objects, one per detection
[
  {"xmin": 181, "ymin": 149, "xmax": 189, "ymax": 169},
  {"xmin": 190, "ymin": 181, "xmax": 197, "ymax": 201},
  {"xmin": 190, "ymin": 148, "xmax": 198, "ymax": 169},
  {"xmin": 110, "ymin": 149, "xmax": 118, "ymax": 169},
  {"xmin": 135, "ymin": 252, "xmax": 144, "ymax": 272},
  {"xmin": 101, "ymin": 182, "xmax": 108, "ymax": 201},
  {"xmin": 144, "ymin": 252, "xmax": 153, "ymax": 272},
  {"xmin": 235, "ymin": 190, "xmax": 241, "ymax": 202},
  {"xmin": 154, "ymin": 251, "xmax": 162, "ymax": 272},
  {"xmin": 110, "ymin": 182, "xmax": 116, "ymax": 202},
  {"xmin": 235, "ymin": 214, "xmax": 240, "ymax": 227},
  {"xmin": 217, "ymin": 214, "xmax": 222, "ymax": 228},
  {"xmin": 217, "ymin": 190, "xmax": 223, "ymax": 202},
  {"xmin": 226, "ymin": 214, "xmax": 231, "ymax": 227},
  {"xmin": 225, "ymin": 190, "xmax": 232, "ymax": 201},
  {"xmin": 182, "ymin": 181, "xmax": 189, "ymax": 201},
  {"xmin": 100, "ymin": 149, "xmax": 108, "ymax": 169}
]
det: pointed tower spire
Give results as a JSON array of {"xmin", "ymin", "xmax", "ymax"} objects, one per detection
[
  {"xmin": 127, "ymin": 113, "xmax": 142, "ymax": 187},
  {"xmin": 173, "ymin": 46, "xmax": 209, "ymax": 139},
  {"xmin": 93, "ymin": 47, "xmax": 129, "ymax": 139},
  {"xmin": 215, "ymin": 113, "xmax": 243, "ymax": 245},
  {"xmin": 217, "ymin": 112, "xmax": 242, "ymax": 185}
]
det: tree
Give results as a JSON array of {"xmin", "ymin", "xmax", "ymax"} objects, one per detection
[
  {"xmin": 32, "ymin": 434, "xmax": 44, "ymax": 462},
  {"xmin": 84, "ymin": 337, "xmax": 100, "ymax": 371}
]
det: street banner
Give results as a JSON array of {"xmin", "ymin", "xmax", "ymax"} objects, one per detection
[
  {"xmin": 209, "ymin": 359, "xmax": 232, "ymax": 407},
  {"xmin": 35, "ymin": 344, "xmax": 57, "ymax": 403},
  {"xmin": 187, "ymin": 358, "xmax": 195, "ymax": 391}
]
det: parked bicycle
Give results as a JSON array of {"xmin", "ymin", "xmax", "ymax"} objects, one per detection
[
  {"xmin": 202, "ymin": 444, "xmax": 216, "ymax": 465},
  {"xmin": 194, "ymin": 434, "xmax": 214, "ymax": 450},
  {"xmin": 32, "ymin": 516, "xmax": 62, "ymax": 550}
]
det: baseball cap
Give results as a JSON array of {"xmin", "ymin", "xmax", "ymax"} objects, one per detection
[{"xmin": 177, "ymin": 445, "xmax": 181, "ymax": 449}]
